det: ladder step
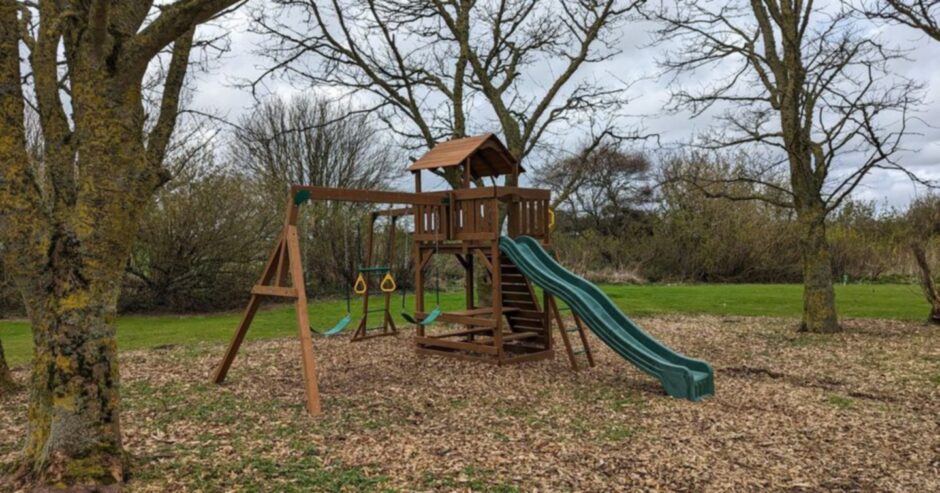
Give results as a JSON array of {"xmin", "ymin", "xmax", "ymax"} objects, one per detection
[
  {"xmin": 503, "ymin": 300, "xmax": 537, "ymax": 311},
  {"xmin": 565, "ymin": 327, "xmax": 580, "ymax": 333},
  {"xmin": 572, "ymin": 349, "xmax": 587, "ymax": 355}
]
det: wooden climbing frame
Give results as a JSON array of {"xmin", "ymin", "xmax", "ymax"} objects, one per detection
[{"xmin": 211, "ymin": 134, "xmax": 589, "ymax": 416}]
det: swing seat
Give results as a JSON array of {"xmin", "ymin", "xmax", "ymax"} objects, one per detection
[
  {"xmin": 316, "ymin": 313, "xmax": 353, "ymax": 336},
  {"xmin": 401, "ymin": 306, "xmax": 442, "ymax": 326}
]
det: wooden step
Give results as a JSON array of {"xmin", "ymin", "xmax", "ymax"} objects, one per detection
[
  {"xmin": 509, "ymin": 312, "xmax": 544, "ymax": 320},
  {"xmin": 476, "ymin": 331, "xmax": 539, "ymax": 343},
  {"xmin": 503, "ymin": 300, "xmax": 538, "ymax": 310},
  {"xmin": 504, "ymin": 297, "xmax": 537, "ymax": 305},
  {"xmin": 503, "ymin": 292, "xmax": 536, "ymax": 302},
  {"xmin": 510, "ymin": 323, "xmax": 546, "ymax": 332}
]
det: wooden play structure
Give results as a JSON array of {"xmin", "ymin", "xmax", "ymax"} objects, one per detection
[{"xmin": 211, "ymin": 134, "xmax": 594, "ymax": 415}]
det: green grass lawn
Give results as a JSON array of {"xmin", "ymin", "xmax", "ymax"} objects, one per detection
[{"xmin": 0, "ymin": 283, "xmax": 928, "ymax": 366}]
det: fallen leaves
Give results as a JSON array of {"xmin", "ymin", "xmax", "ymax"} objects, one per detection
[{"xmin": 1, "ymin": 315, "xmax": 938, "ymax": 492}]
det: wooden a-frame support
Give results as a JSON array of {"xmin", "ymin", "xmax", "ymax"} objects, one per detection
[
  {"xmin": 211, "ymin": 186, "xmax": 438, "ymax": 417},
  {"xmin": 211, "ymin": 224, "xmax": 322, "ymax": 416}
]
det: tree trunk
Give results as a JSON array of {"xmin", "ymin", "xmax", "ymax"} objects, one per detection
[
  {"xmin": 797, "ymin": 210, "xmax": 840, "ymax": 332},
  {"xmin": 0, "ymin": 336, "xmax": 17, "ymax": 393},
  {"xmin": 477, "ymin": 270, "xmax": 493, "ymax": 306},
  {"xmin": 910, "ymin": 242, "xmax": 940, "ymax": 325},
  {"xmin": 18, "ymin": 292, "xmax": 124, "ymax": 490},
  {"xmin": 12, "ymin": 97, "xmax": 149, "ymax": 490}
]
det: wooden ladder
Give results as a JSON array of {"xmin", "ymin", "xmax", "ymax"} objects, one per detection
[
  {"xmin": 547, "ymin": 295, "xmax": 594, "ymax": 371},
  {"xmin": 499, "ymin": 253, "xmax": 550, "ymax": 344}
]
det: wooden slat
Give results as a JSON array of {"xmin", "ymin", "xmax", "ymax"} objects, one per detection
[
  {"xmin": 290, "ymin": 185, "xmax": 443, "ymax": 205},
  {"xmin": 415, "ymin": 336, "xmax": 499, "ymax": 354},
  {"xmin": 511, "ymin": 323, "xmax": 546, "ymax": 332},
  {"xmin": 250, "ymin": 285, "xmax": 298, "ymax": 298},
  {"xmin": 512, "ymin": 310, "xmax": 546, "ymax": 319},
  {"xmin": 476, "ymin": 331, "xmax": 539, "ymax": 343},
  {"xmin": 430, "ymin": 327, "xmax": 495, "ymax": 338},
  {"xmin": 503, "ymin": 292, "xmax": 535, "ymax": 302},
  {"xmin": 504, "ymin": 300, "xmax": 538, "ymax": 308},
  {"xmin": 444, "ymin": 307, "xmax": 519, "ymax": 317},
  {"xmin": 455, "ymin": 232, "xmax": 499, "ymax": 241},
  {"xmin": 495, "ymin": 187, "xmax": 551, "ymax": 200},
  {"xmin": 421, "ymin": 312, "xmax": 498, "ymax": 327},
  {"xmin": 452, "ymin": 186, "xmax": 499, "ymax": 199}
]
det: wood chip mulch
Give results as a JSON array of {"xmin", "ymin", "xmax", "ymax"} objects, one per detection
[{"xmin": 2, "ymin": 315, "xmax": 938, "ymax": 492}]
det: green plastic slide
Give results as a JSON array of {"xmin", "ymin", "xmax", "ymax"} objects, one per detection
[{"xmin": 499, "ymin": 236, "xmax": 714, "ymax": 401}]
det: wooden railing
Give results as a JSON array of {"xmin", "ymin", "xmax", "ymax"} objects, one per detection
[
  {"xmin": 451, "ymin": 188, "xmax": 499, "ymax": 241},
  {"xmin": 410, "ymin": 187, "xmax": 550, "ymax": 243},
  {"xmin": 502, "ymin": 188, "xmax": 550, "ymax": 240},
  {"xmin": 414, "ymin": 203, "xmax": 447, "ymax": 241}
]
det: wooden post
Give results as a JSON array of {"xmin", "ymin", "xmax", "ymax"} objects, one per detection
[
  {"xmin": 386, "ymin": 217, "xmax": 398, "ymax": 334},
  {"xmin": 544, "ymin": 290, "xmax": 552, "ymax": 350},
  {"xmin": 212, "ymin": 294, "xmax": 262, "ymax": 384},
  {"xmin": 415, "ymin": 245, "xmax": 426, "ymax": 338},
  {"xmin": 356, "ymin": 215, "xmax": 377, "ymax": 339},
  {"xmin": 465, "ymin": 253, "xmax": 474, "ymax": 311},
  {"xmin": 464, "ymin": 157, "xmax": 471, "ymax": 188},
  {"xmin": 212, "ymin": 229, "xmax": 285, "ymax": 384},
  {"xmin": 286, "ymin": 225, "xmax": 322, "ymax": 415},
  {"xmin": 491, "ymin": 199, "xmax": 503, "ymax": 362}
]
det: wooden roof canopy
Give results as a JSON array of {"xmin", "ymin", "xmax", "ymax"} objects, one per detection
[{"xmin": 407, "ymin": 134, "xmax": 523, "ymax": 180}]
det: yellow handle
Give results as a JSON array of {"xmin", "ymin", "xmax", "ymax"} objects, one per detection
[
  {"xmin": 548, "ymin": 208, "xmax": 556, "ymax": 230},
  {"xmin": 380, "ymin": 272, "xmax": 397, "ymax": 293},
  {"xmin": 353, "ymin": 273, "xmax": 367, "ymax": 295}
]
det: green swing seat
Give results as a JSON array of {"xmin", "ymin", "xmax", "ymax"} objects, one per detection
[
  {"xmin": 401, "ymin": 306, "xmax": 442, "ymax": 326},
  {"xmin": 318, "ymin": 313, "xmax": 353, "ymax": 336}
]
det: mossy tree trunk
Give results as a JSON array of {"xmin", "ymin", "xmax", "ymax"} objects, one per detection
[
  {"xmin": 0, "ymin": 337, "xmax": 15, "ymax": 392},
  {"xmin": 911, "ymin": 242, "xmax": 940, "ymax": 325},
  {"xmin": 796, "ymin": 209, "xmax": 839, "ymax": 332},
  {"xmin": 0, "ymin": 1, "xmax": 242, "ymax": 490}
]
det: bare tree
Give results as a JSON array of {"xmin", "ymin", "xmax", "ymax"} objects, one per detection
[
  {"xmin": 535, "ymin": 142, "xmax": 653, "ymax": 233},
  {"xmin": 230, "ymin": 95, "xmax": 401, "ymax": 294},
  {"xmin": 251, "ymin": 0, "xmax": 644, "ymax": 186},
  {"xmin": 648, "ymin": 0, "xmax": 922, "ymax": 332},
  {"xmin": 0, "ymin": 1, "xmax": 244, "ymax": 489},
  {"xmin": 905, "ymin": 195, "xmax": 940, "ymax": 324},
  {"xmin": 231, "ymin": 95, "xmax": 399, "ymax": 197},
  {"xmin": 857, "ymin": 1, "xmax": 940, "ymax": 40}
]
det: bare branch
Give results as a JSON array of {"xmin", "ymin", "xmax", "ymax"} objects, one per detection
[
  {"xmin": 146, "ymin": 27, "xmax": 195, "ymax": 185},
  {"xmin": 122, "ymin": 0, "xmax": 244, "ymax": 75},
  {"xmin": 856, "ymin": 0, "xmax": 940, "ymax": 41}
]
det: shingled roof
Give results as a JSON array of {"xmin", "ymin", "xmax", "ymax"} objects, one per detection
[{"xmin": 407, "ymin": 134, "xmax": 522, "ymax": 178}]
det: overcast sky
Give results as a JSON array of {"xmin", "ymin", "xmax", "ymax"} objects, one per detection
[{"xmin": 188, "ymin": 3, "xmax": 939, "ymax": 210}]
